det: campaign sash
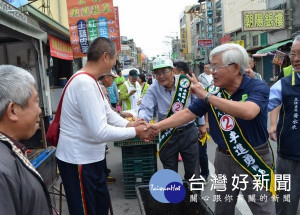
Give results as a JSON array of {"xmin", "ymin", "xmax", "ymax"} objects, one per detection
[
  {"xmin": 157, "ymin": 75, "xmax": 191, "ymax": 156},
  {"xmin": 208, "ymin": 85, "xmax": 276, "ymax": 196}
]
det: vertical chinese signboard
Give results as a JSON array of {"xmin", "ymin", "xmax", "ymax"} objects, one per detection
[
  {"xmin": 242, "ymin": 10, "xmax": 285, "ymax": 31},
  {"xmin": 114, "ymin": 6, "xmax": 121, "ymax": 54},
  {"xmin": 66, "ymin": 0, "xmax": 121, "ymax": 58},
  {"xmin": 180, "ymin": 28, "xmax": 187, "ymax": 55}
]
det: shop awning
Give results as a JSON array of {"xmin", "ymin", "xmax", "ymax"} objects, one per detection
[
  {"xmin": 0, "ymin": 6, "xmax": 47, "ymax": 43},
  {"xmin": 22, "ymin": 5, "xmax": 70, "ymax": 39},
  {"xmin": 256, "ymin": 39, "xmax": 293, "ymax": 54}
]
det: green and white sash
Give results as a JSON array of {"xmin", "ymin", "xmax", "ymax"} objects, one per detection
[
  {"xmin": 207, "ymin": 85, "xmax": 276, "ymax": 196},
  {"xmin": 157, "ymin": 75, "xmax": 191, "ymax": 155}
]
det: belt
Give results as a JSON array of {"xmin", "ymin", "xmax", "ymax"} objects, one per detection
[
  {"xmin": 175, "ymin": 123, "xmax": 194, "ymax": 133},
  {"xmin": 218, "ymin": 142, "xmax": 269, "ymax": 156}
]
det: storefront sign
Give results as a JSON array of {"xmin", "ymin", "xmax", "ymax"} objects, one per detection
[
  {"xmin": 49, "ymin": 34, "xmax": 73, "ymax": 60},
  {"xmin": 66, "ymin": 0, "xmax": 120, "ymax": 58},
  {"xmin": 113, "ymin": 6, "xmax": 121, "ymax": 54},
  {"xmin": 228, "ymin": 40, "xmax": 245, "ymax": 48},
  {"xmin": 180, "ymin": 28, "xmax": 187, "ymax": 55},
  {"xmin": 242, "ymin": 10, "xmax": 285, "ymax": 31},
  {"xmin": 220, "ymin": 35, "xmax": 231, "ymax": 44},
  {"xmin": 198, "ymin": 39, "xmax": 213, "ymax": 48},
  {"xmin": 272, "ymin": 50, "xmax": 286, "ymax": 66}
]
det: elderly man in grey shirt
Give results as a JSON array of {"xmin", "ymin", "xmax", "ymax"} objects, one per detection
[{"xmin": 138, "ymin": 56, "xmax": 205, "ymax": 180}]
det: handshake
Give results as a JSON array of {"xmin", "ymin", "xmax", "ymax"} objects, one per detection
[{"xmin": 127, "ymin": 119, "xmax": 160, "ymax": 142}]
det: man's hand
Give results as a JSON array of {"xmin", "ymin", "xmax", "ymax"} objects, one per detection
[
  {"xmin": 186, "ymin": 73, "xmax": 206, "ymax": 100},
  {"xmin": 135, "ymin": 124, "xmax": 159, "ymax": 142},
  {"xmin": 198, "ymin": 125, "xmax": 208, "ymax": 139},
  {"xmin": 129, "ymin": 90, "xmax": 136, "ymax": 96}
]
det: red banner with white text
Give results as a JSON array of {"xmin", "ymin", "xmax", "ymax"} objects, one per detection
[{"xmin": 49, "ymin": 34, "xmax": 73, "ymax": 60}]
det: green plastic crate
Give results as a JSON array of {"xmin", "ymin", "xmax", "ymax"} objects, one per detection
[
  {"xmin": 121, "ymin": 144, "xmax": 157, "ymax": 160},
  {"xmin": 114, "ymin": 136, "xmax": 159, "ymax": 147},
  {"xmin": 122, "ymin": 157, "xmax": 157, "ymax": 174},
  {"xmin": 123, "ymin": 172, "xmax": 153, "ymax": 186},
  {"xmin": 123, "ymin": 172, "xmax": 154, "ymax": 199},
  {"xmin": 124, "ymin": 185, "xmax": 139, "ymax": 199}
]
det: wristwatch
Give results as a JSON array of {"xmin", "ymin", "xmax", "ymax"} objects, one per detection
[{"xmin": 204, "ymin": 92, "xmax": 212, "ymax": 104}]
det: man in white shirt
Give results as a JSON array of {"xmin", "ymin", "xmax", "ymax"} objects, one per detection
[
  {"xmin": 55, "ymin": 37, "xmax": 157, "ymax": 215},
  {"xmin": 198, "ymin": 64, "xmax": 213, "ymax": 88}
]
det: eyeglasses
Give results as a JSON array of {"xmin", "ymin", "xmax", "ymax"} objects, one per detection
[
  {"xmin": 209, "ymin": 63, "xmax": 235, "ymax": 73},
  {"xmin": 289, "ymin": 52, "xmax": 300, "ymax": 59},
  {"xmin": 153, "ymin": 69, "xmax": 171, "ymax": 78}
]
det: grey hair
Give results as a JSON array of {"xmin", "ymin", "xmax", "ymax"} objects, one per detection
[
  {"xmin": 293, "ymin": 35, "xmax": 300, "ymax": 43},
  {"xmin": 0, "ymin": 65, "xmax": 36, "ymax": 119},
  {"xmin": 209, "ymin": 43, "xmax": 249, "ymax": 75}
]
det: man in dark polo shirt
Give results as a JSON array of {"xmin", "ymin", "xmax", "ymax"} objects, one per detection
[{"xmin": 147, "ymin": 43, "xmax": 275, "ymax": 215}]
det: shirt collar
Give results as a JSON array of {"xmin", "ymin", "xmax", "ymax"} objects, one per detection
[
  {"xmin": 0, "ymin": 132, "xmax": 27, "ymax": 153},
  {"xmin": 238, "ymin": 74, "xmax": 250, "ymax": 90}
]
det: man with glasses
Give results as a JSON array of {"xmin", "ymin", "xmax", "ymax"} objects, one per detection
[
  {"xmin": 268, "ymin": 35, "xmax": 300, "ymax": 215},
  {"xmin": 138, "ymin": 56, "xmax": 204, "ymax": 180},
  {"xmin": 147, "ymin": 44, "xmax": 275, "ymax": 215}
]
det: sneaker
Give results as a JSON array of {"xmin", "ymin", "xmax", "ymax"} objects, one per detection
[{"xmin": 106, "ymin": 176, "xmax": 116, "ymax": 184}]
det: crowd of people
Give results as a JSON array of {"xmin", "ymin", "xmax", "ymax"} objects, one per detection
[{"xmin": 0, "ymin": 35, "xmax": 299, "ymax": 215}]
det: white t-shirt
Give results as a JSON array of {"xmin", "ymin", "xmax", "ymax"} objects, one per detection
[
  {"xmin": 56, "ymin": 72, "xmax": 136, "ymax": 164},
  {"xmin": 198, "ymin": 73, "xmax": 213, "ymax": 88}
]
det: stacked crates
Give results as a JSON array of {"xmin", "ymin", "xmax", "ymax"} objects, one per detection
[{"xmin": 114, "ymin": 137, "xmax": 158, "ymax": 199}]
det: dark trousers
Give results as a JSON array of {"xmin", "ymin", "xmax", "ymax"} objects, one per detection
[
  {"xmin": 198, "ymin": 140, "xmax": 209, "ymax": 179},
  {"xmin": 214, "ymin": 143, "xmax": 275, "ymax": 215},
  {"xmin": 57, "ymin": 158, "xmax": 110, "ymax": 215},
  {"xmin": 159, "ymin": 125, "xmax": 199, "ymax": 180}
]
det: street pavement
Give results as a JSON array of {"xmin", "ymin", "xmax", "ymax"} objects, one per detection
[{"xmin": 50, "ymin": 128, "xmax": 300, "ymax": 215}]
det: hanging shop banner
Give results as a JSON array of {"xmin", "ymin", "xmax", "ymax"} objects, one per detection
[
  {"xmin": 272, "ymin": 50, "xmax": 286, "ymax": 66},
  {"xmin": 113, "ymin": 6, "xmax": 121, "ymax": 54},
  {"xmin": 49, "ymin": 34, "xmax": 73, "ymax": 60},
  {"xmin": 242, "ymin": 10, "xmax": 285, "ymax": 31},
  {"xmin": 180, "ymin": 28, "xmax": 187, "ymax": 55},
  {"xmin": 228, "ymin": 40, "xmax": 245, "ymax": 48},
  {"xmin": 220, "ymin": 35, "xmax": 231, "ymax": 44},
  {"xmin": 198, "ymin": 39, "xmax": 213, "ymax": 48},
  {"xmin": 66, "ymin": 0, "xmax": 120, "ymax": 58}
]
